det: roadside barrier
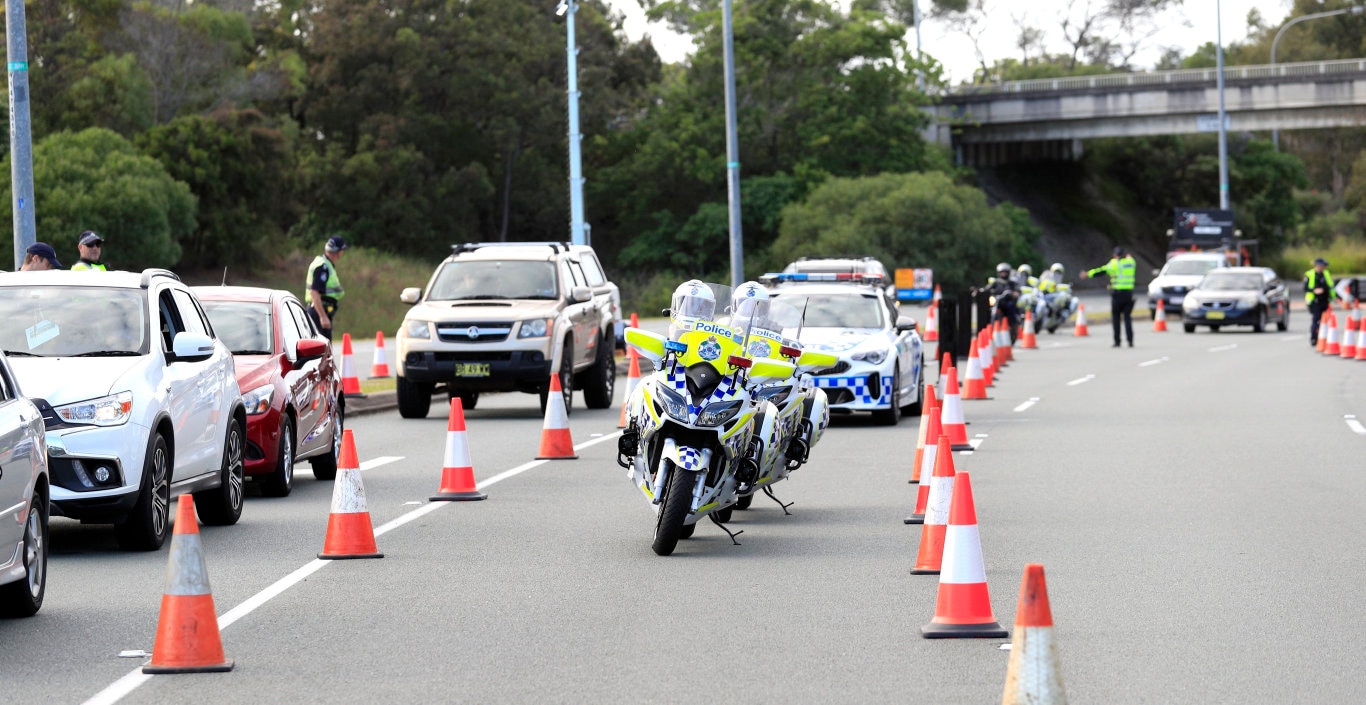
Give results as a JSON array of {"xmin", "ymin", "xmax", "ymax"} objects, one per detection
[
  {"xmin": 1020, "ymin": 311, "xmax": 1038, "ymax": 349},
  {"xmin": 911, "ymin": 435, "xmax": 956, "ymax": 573},
  {"xmin": 1001, "ymin": 564, "xmax": 1068, "ymax": 705},
  {"xmin": 1074, "ymin": 303, "xmax": 1090, "ymax": 337},
  {"xmin": 963, "ymin": 341, "xmax": 988, "ymax": 400},
  {"xmin": 369, "ymin": 331, "xmax": 391, "ymax": 378},
  {"xmin": 618, "ymin": 353, "xmax": 641, "ymax": 429},
  {"xmin": 921, "ymin": 471, "xmax": 1008, "ymax": 638},
  {"xmin": 536, "ymin": 373, "xmax": 578, "ymax": 459},
  {"xmin": 430, "ymin": 398, "xmax": 487, "ymax": 501},
  {"xmin": 340, "ymin": 333, "xmax": 364, "ymax": 397},
  {"xmin": 910, "ymin": 385, "xmax": 938, "ymax": 484},
  {"xmin": 1153, "ymin": 299, "xmax": 1168, "ymax": 332},
  {"xmin": 143, "ymin": 496, "xmax": 233, "ymax": 674},
  {"xmin": 905, "ymin": 409, "xmax": 943, "ymax": 525},
  {"xmin": 318, "ymin": 429, "xmax": 383, "ymax": 560},
  {"xmin": 939, "ymin": 373, "xmax": 972, "ymax": 451}
]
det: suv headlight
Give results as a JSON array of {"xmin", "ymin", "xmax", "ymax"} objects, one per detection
[
  {"xmin": 242, "ymin": 384, "xmax": 275, "ymax": 415},
  {"xmin": 656, "ymin": 386, "xmax": 689, "ymax": 422},
  {"xmin": 697, "ymin": 400, "xmax": 742, "ymax": 427},
  {"xmin": 55, "ymin": 391, "xmax": 133, "ymax": 426},
  {"xmin": 405, "ymin": 319, "xmax": 431, "ymax": 339},
  {"xmin": 852, "ymin": 347, "xmax": 888, "ymax": 365},
  {"xmin": 518, "ymin": 318, "xmax": 552, "ymax": 339}
]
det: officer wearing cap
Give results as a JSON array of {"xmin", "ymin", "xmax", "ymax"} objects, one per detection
[
  {"xmin": 1084, "ymin": 245, "xmax": 1137, "ymax": 347},
  {"xmin": 304, "ymin": 236, "xmax": 347, "ymax": 340},
  {"xmin": 70, "ymin": 231, "xmax": 107, "ymax": 271},
  {"xmin": 1305, "ymin": 257, "xmax": 1335, "ymax": 346},
  {"xmin": 20, "ymin": 242, "xmax": 63, "ymax": 271}
]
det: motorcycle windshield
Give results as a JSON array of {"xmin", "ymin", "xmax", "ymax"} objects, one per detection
[{"xmin": 733, "ymin": 299, "xmax": 803, "ymax": 360}]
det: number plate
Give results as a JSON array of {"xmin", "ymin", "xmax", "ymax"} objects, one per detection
[
  {"xmin": 454, "ymin": 363, "xmax": 490, "ymax": 377},
  {"xmin": 1205, "ymin": 311, "xmax": 1225, "ymax": 320}
]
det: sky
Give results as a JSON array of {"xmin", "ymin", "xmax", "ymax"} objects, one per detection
[{"xmin": 604, "ymin": 0, "xmax": 1296, "ymax": 84}]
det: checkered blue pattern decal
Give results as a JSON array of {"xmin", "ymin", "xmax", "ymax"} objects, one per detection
[
  {"xmin": 813, "ymin": 375, "xmax": 892, "ymax": 406},
  {"xmin": 677, "ymin": 446, "xmax": 703, "ymax": 471}
]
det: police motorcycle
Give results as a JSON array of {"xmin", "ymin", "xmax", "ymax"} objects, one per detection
[
  {"xmin": 1033, "ymin": 263, "xmax": 1079, "ymax": 334},
  {"xmin": 617, "ymin": 281, "xmax": 796, "ymax": 556},
  {"xmin": 982, "ymin": 263, "xmax": 1022, "ymax": 342},
  {"xmin": 722, "ymin": 287, "xmax": 836, "ymax": 512}
]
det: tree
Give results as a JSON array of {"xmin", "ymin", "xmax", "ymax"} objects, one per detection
[{"xmin": 0, "ymin": 128, "xmax": 192, "ymax": 269}]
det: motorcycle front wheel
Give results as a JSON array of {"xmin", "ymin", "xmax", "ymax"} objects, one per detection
[{"xmin": 652, "ymin": 463, "xmax": 697, "ymax": 556}]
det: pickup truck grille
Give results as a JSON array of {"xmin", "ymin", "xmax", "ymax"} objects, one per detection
[{"xmin": 435, "ymin": 322, "xmax": 513, "ymax": 343}]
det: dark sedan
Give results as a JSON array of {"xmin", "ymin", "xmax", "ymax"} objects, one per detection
[
  {"xmin": 1181, "ymin": 267, "xmax": 1290, "ymax": 333},
  {"xmin": 195, "ymin": 287, "xmax": 344, "ymax": 496}
]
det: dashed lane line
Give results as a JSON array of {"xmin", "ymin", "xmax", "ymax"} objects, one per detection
[
  {"xmin": 1346, "ymin": 415, "xmax": 1366, "ymax": 435},
  {"xmin": 1013, "ymin": 398, "xmax": 1039, "ymax": 413},
  {"xmin": 1208, "ymin": 344, "xmax": 1239, "ymax": 353},
  {"xmin": 1138, "ymin": 357, "xmax": 1169, "ymax": 367},
  {"xmin": 1066, "ymin": 374, "xmax": 1095, "ymax": 386}
]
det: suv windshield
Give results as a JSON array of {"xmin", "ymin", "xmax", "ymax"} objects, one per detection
[
  {"xmin": 1200, "ymin": 273, "xmax": 1262, "ymax": 291},
  {"xmin": 202, "ymin": 300, "xmax": 274, "ymax": 355},
  {"xmin": 1165, "ymin": 259, "xmax": 1220, "ymax": 276},
  {"xmin": 773, "ymin": 293, "xmax": 883, "ymax": 328},
  {"xmin": 0, "ymin": 287, "xmax": 148, "ymax": 357},
  {"xmin": 428, "ymin": 261, "xmax": 559, "ymax": 301}
]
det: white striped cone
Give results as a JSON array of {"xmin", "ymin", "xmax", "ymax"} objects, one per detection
[
  {"xmin": 924, "ymin": 302, "xmax": 939, "ymax": 342},
  {"xmin": 431, "ymin": 398, "xmax": 486, "ymax": 501},
  {"xmin": 980, "ymin": 329, "xmax": 996, "ymax": 387},
  {"xmin": 618, "ymin": 353, "xmax": 642, "ymax": 429},
  {"xmin": 939, "ymin": 373, "xmax": 971, "ymax": 450},
  {"xmin": 1002, "ymin": 564, "xmax": 1068, "ymax": 705},
  {"xmin": 144, "ymin": 496, "xmax": 233, "ymax": 673},
  {"xmin": 1325, "ymin": 313, "xmax": 1340, "ymax": 355},
  {"xmin": 537, "ymin": 373, "xmax": 578, "ymax": 459},
  {"xmin": 922, "ymin": 471, "xmax": 1008, "ymax": 638},
  {"xmin": 962, "ymin": 344, "xmax": 987, "ymax": 400},
  {"xmin": 369, "ymin": 330, "xmax": 391, "ymax": 378},
  {"xmin": 1073, "ymin": 303, "xmax": 1089, "ymax": 336},
  {"xmin": 993, "ymin": 320, "xmax": 1008, "ymax": 366},
  {"xmin": 340, "ymin": 333, "xmax": 363, "ymax": 397},
  {"xmin": 318, "ymin": 430, "xmax": 382, "ymax": 559},
  {"xmin": 1342, "ymin": 310, "xmax": 1359, "ymax": 359},
  {"xmin": 911, "ymin": 435, "xmax": 955, "ymax": 572}
]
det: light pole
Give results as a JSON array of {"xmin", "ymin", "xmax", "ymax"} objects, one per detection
[
  {"xmin": 1216, "ymin": 0, "xmax": 1229, "ymax": 210},
  {"xmin": 7, "ymin": 0, "xmax": 37, "ymax": 269},
  {"xmin": 722, "ymin": 0, "xmax": 743, "ymax": 288},
  {"xmin": 557, "ymin": 0, "xmax": 587, "ymax": 246},
  {"xmin": 1270, "ymin": 5, "xmax": 1364, "ymax": 150}
]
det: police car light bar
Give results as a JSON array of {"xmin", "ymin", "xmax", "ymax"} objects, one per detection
[{"xmin": 760, "ymin": 272, "xmax": 888, "ymax": 285}]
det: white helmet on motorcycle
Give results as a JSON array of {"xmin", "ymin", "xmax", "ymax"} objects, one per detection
[
  {"xmin": 669, "ymin": 280, "xmax": 716, "ymax": 336},
  {"xmin": 730, "ymin": 281, "xmax": 770, "ymax": 321},
  {"xmin": 996, "ymin": 262, "xmax": 1012, "ymax": 277},
  {"xmin": 1050, "ymin": 262, "xmax": 1064, "ymax": 275},
  {"xmin": 1017, "ymin": 263, "xmax": 1032, "ymax": 276}
]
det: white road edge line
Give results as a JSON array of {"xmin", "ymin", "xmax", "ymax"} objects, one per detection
[
  {"xmin": 1208, "ymin": 344, "xmax": 1239, "ymax": 352},
  {"xmin": 83, "ymin": 431, "xmax": 624, "ymax": 705},
  {"xmin": 1066, "ymin": 374, "xmax": 1095, "ymax": 386},
  {"xmin": 359, "ymin": 456, "xmax": 402, "ymax": 471},
  {"xmin": 1138, "ymin": 357, "xmax": 1168, "ymax": 367},
  {"xmin": 1345, "ymin": 415, "xmax": 1366, "ymax": 435},
  {"xmin": 1281, "ymin": 335, "xmax": 1302, "ymax": 343},
  {"xmin": 1013, "ymin": 397, "xmax": 1039, "ymax": 413}
]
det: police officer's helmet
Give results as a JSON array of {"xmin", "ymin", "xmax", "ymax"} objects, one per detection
[
  {"xmin": 996, "ymin": 262, "xmax": 1012, "ymax": 275},
  {"xmin": 1017, "ymin": 264, "xmax": 1033, "ymax": 276},
  {"xmin": 670, "ymin": 280, "xmax": 716, "ymax": 334},
  {"xmin": 730, "ymin": 281, "xmax": 770, "ymax": 321},
  {"xmin": 1113, "ymin": 246, "xmax": 1126, "ymax": 257},
  {"xmin": 1050, "ymin": 262, "xmax": 1064, "ymax": 274}
]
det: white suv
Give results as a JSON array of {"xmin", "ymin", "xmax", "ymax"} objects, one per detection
[{"xmin": 0, "ymin": 269, "xmax": 247, "ymax": 550}]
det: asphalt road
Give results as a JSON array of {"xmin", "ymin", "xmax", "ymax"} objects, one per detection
[{"xmin": 5, "ymin": 319, "xmax": 1364, "ymax": 704}]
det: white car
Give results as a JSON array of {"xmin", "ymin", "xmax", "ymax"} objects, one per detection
[
  {"xmin": 1148, "ymin": 252, "xmax": 1230, "ymax": 316},
  {"xmin": 0, "ymin": 350, "xmax": 49, "ymax": 617},
  {"xmin": 765, "ymin": 274, "xmax": 924, "ymax": 425},
  {"xmin": 0, "ymin": 269, "xmax": 247, "ymax": 551}
]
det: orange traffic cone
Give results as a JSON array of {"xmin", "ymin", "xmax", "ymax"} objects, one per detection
[
  {"xmin": 618, "ymin": 352, "xmax": 641, "ymax": 429},
  {"xmin": 940, "ymin": 372, "xmax": 972, "ymax": 451},
  {"xmin": 910, "ymin": 435, "xmax": 956, "ymax": 573},
  {"xmin": 1001, "ymin": 564, "xmax": 1068, "ymax": 705},
  {"xmin": 369, "ymin": 330, "xmax": 391, "ymax": 378},
  {"xmin": 909, "ymin": 385, "xmax": 938, "ymax": 484},
  {"xmin": 430, "ymin": 398, "xmax": 487, "ymax": 501},
  {"xmin": 1074, "ymin": 302, "xmax": 1089, "ymax": 337},
  {"xmin": 1325, "ymin": 311, "xmax": 1341, "ymax": 355},
  {"xmin": 924, "ymin": 300, "xmax": 939, "ymax": 342},
  {"xmin": 1317, "ymin": 310, "xmax": 1329, "ymax": 353},
  {"xmin": 1153, "ymin": 299, "xmax": 1168, "ymax": 332},
  {"xmin": 1021, "ymin": 310, "xmax": 1038, "ymax": 349},
  {"xmin": 997, "ymin": 318, "xmax": 1013, "ymax": 365},
  {"xmin": 340, "ymin": 333, "xmax": 364, "ymax": 397},
  {"xmin": 318, "ymin": 429, "xmax": 382, "ymax": 559},
  {"xmin": 1356, "ymin": 316, "xmax": 1366, "ymax": 361},
  {"xmin": 980, "ymin": 329, "xmax": 996, "ymax": 387},
  {"xmin": 905, "ymin": 409, "xmax": 943, "ymax": 524},
  {"xmin": 921, "ymin": 471, "xmax": 1008, "ymax": 638},
  {"xmin": 963, "ymin": 341, "xmax": 988, "ymax": 400},
  {"xmin": 1342, "ymin": 305, "xmax": 1358, "ymax": 359},
  {"xmin": 143, "ymin": 495, "xmax": 233, "ymax": 674},
  {"xmin": 536, "ymin": 372, "xmax": 578, "ymax": 459}
]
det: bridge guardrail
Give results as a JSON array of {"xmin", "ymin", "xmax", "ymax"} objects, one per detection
[{"xmin": 951, "ymin": 58, "xmax": 1366, "ymax": 96}]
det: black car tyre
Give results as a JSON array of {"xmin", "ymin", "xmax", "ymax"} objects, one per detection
[
  {"xmin": 581, "ymin": 337, "xmax": 615, "ymax": 409},
  {"xmin": 311, "ymin": 402, "xmax": 342, "ymax": 481},
  {"xmin": 1278, "ymin": 309, "xmax": 1289, "ymax": 332},
  {"xmin": 0, "ymin": 488, "xmax": 47, "ymax": 617},
  {"xmin": 115, "ymin": 433, "xmax": 172, "ymax": 551},
  {"xmin": 1253, "ymin": 308, "xmax": 1266, "ymax": 333},
  {"xmin": 901, "ymin": 357, "xmax": 924, "ymax": 416},
  {"xmin": 449, "ymin": 390, "xmax": 478, "ymax": 410},
  {"xmin": 538, "ymin": 342, "xmax": 574, "ymax": 416},
  {"xmin": 1211, "ymin": 325, "xmax": 1221, "ymax": 332},
  {"xmin": 873, "ymin": 366, "xmax": 901, "ymax": 426},
  {"xmin": 196, "ymin": 419, "xmax": 245, "ymax": 526},
  {"xmin": 652, "ymin": 464, "xmax": 695, "ymax": 556},
  {"xmin": 397, "ymin": 375, "xmax": 432, "ymax": 419},
  {"xmin": 260, "ymin": 416, "xmax": 294, "ymax": 497},
  {"xmin": 1183, "ymin": 323, "xmax": 1196, "ymax": 333}
]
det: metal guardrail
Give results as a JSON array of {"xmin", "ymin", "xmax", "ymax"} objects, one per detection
[{"xmin": 950, "ymin": 58, "xmax": 1366, "ymax": 96}]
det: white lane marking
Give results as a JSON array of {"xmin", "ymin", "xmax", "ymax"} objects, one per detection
[
  {"xmin": 1066, "ymin": 374, "xmax": 1095, "ymax": 386},
  {"xmin": 1346, "ymin": 415, "xmax": 1366, "ymax": 435},
  {"xmin": 1208, "ymin": 344, "xmax": 1239, "ymax": 353},
  {"xmin": 1281, "ymin": 335, "xmax": 1302, "ymax": 343},
  {"xmin": 1013, "ymin": 397, "xmax": 1039, "ymax": 413},
  {"xmin": 84, "ymin": 432, "xmax": 624, "ymax": 705},
  {"xmin": 960, "ymin": 437, "xmax": 985, "ymax": 455},
  {"xmin": 1138, "ymin": 357, "xmax": 1168, "ymax": 367},
  {"xmin": 359, "ymin": 456, "xmax": 402, "ymax": 471}
]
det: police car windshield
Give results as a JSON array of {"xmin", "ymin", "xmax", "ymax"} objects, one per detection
[
  {"xmin": 429, "ymin": 261, "xmax": 558, "ymax": 301},
  {"xmin": 773, "ymin": 293, "xmax": 882, "ymax": 328},
  {"xmin": 1165, "ymin": 260, "xmax": 1219, "ymax": 276}
]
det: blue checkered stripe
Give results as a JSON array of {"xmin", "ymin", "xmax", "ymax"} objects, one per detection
[
  {"xmin": 677, "ymin": 446, "xmax": 703, "ymax": 471},
  {"xmin": 667, "ymin": 365, "xmax": 688, "ymax": 393},
  {"xmin": 813, "ymin": 375, "xmax": 893, "ymax": 406}
]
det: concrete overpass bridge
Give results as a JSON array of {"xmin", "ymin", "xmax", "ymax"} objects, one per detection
[{"xmin": 929, "ymin": 58, "xmax": 1366, "ymax": 166}]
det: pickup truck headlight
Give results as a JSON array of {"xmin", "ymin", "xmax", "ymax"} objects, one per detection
[
  {"xmin": 697, "ymin": 400, "xmax": 742, "ymax": 427},
  {"xmin": 518, "ymin": 318, "xmax": 552, "ymax": 338},
  {"xmin": 242, "ymin": 384, "xmax": 275, "ymax": 416},
  {"xmin": 55, "ymin": 391, "xmax": 133, "ymax": 426},
  {"xmin": 405, "ymin": 319, "xmax": 430, "ymax": 339}
]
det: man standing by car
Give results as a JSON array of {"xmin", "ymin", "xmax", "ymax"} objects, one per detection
[
  {"xmin": 305, "ymin": 235, "xmax": 347, "ymax": 341},
  {"xmin": 20, "ymin": 242, "xmax": 62, "ymax": 271},
  {"xmin": 1305, "ymin": 257, "xmax": 1335, "ymax": 346},
  {"xmin": 70, "ymin": 231, "xmax": 107, "ymax": 271},
  {"xmin": 1084, "ymin": 246, "xmax": 1137, "ymax": 347}
]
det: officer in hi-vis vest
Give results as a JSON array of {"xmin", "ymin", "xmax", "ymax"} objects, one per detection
[
  {"xmin": 304, "ymin": 236, "xmax": 347, "ymax": 340},
  {"xmin": 70, "ymin": 231, "xmax": 108, "ymax": 271},
  {"xmin": 1084, "ymin": 246, "xmax": 1138, "ymax": 348},
  {"xmin": 1305, "ymin": 257, "xmax": 1335, "ymax": 346}
]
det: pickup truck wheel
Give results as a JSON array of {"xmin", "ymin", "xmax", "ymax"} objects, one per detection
[
  {"xmin": 397, "ymin": 375, "xmax": 432, "ymax": 419},
  {"xmin": 449, "ymin": 391, "xmax": 479, "ymax": 410},
  {"xmin": 581, "ymin": 337, "xmax": 615, "ymax": 409},
  {"xmin": 539, "ymin": 343, "xmax": 574, "ymax": 416}
]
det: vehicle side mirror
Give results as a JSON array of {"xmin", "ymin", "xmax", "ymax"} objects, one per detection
[
  {"xmin": 1152, "ymin": 268, "xmax": 1160, "ymax": 277},
  {"xmin": 896, "ymin": 315, "xmax": 918, "ymax": 333},
  {"xmin": 295, "ymin": 338, "xmax": 328, "ymax": 367},
  {"xmin": 400, "ymin": 287, "xmax": 421, "ymax": 305},
  {"xmin": 170, "ymin": 332, "xmax": 215, "ymax": 363},
  {"xmin": 570, "ymin": 286, "xmax": 592, "ymax": 303}
]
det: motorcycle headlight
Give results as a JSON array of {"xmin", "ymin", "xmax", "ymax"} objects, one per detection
[
  {"xmin": 242, "ymin": 384, "xmax": 275, "ymax": 416},
  {"xmin": 518, "ymin": 318, "xmax": 552, "ymax": 338},
  {"xmin": 656, "ymin": 386, "xmax": 689, "ymax": 422},
  {"xmin": 405, "ymin": 319, "xmax": 430, "ymax": 339},
  {"xmin": 754, "ymin": 385, "xmax": 792, "ymax": 406},
  {"xmin": 852, "ymin": 347, "xmax": 888, "ymax": 365},
  {"xmin": 55, "ymin": 391, "xmax": 133, "ymax": 426},
  {"xmin": 697, "ymin": 400, "xmax": 742, "ymax": 427}
]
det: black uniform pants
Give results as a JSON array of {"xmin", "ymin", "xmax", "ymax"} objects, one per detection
[
  {"xmin": 307, "ymin": 298, "xmax": 338, "ymax": 341},
  {"xmin": 1111, "ymin": 290, "xmax": 1134, "ymax": 345},
  {"xmin": 1309, "ymin": 299, "xmax": 1329, "ymax": 345}
]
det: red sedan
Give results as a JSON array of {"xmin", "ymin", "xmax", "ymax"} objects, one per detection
[{"xmin": 195, "ymin": 286, "xmax": 344, "ymax": 497}]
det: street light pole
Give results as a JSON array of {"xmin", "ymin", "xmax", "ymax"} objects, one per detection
[
  {"xmin": 1270, "ymin": 5, "xmax": 1364, "ymax": 150},
  {"xmin": 6, "ymin": 0, "xmax": 37, "ymax": 269},
  {"xmin": 913, "ymin": 0, "xmax": 924, "ymax": 93},
  {"xmin": 1216, "ymin": 0, "xmax": 1230, "ymax": 211},
  {"xmin": 722, "ymin": 0, "xmax": 743, "ymax": 288},
  {"xmin": 559, "ymin": 0, "xmax": 587, "ymax": 246}
]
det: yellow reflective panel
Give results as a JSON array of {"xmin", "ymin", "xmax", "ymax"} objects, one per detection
[{"xmin": 626, "ymin": 328, "xmax": 666, "ymax": 358}]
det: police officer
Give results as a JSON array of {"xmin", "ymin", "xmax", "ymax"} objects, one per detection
[
  {"xmin": 20, "ymin": 242, "xmax": 62, "ymax": 271},
  {"xmin": 1084, "ymin": 246, "xmax": 1137, "ymax": 347},
  {"xmin": 985, "ymin": 262, "xmax": 1022, "ymax": 340},
  {"xmin": 71, "ymin": 231, "xmax": 108, "ymax": 271},
  {"xmin": 305, "ymin": 236, "xmax": 347, "ymax": 340},
  {"xmin": 1305, "ymin": 257, "xmax": 1335, "ymax": 346}
]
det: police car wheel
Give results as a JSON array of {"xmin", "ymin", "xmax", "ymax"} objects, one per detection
[{"xmin": 873, "ymin": 366, "xmax": 901, "ymax": 426}]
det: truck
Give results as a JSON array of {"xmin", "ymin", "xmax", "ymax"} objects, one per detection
[{"xmin": 1165, "ymin": 208, "xmax": 1257, "ymax": 266}]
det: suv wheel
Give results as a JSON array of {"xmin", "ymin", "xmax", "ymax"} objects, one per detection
[
  {"xmin": 311, "ymin": 401, "xmax": 343, "ymax": 480},
  {"xmin": 260, "ymin": 416, "xmax": 294, "ymax": 497},
  {"xmin": 115, "ymin": 433, "xmax": 172, "ymax": 551},
  {"xmin": 397, "ymin": 375, "xmax": 433, "ymax": 419},
  {"xmin": 581, "ymin": 336, "xmax": 615, "ymax": 409},
  {"xmin": 539, "ymin": 343, "xmax": 573, "ymax": 415},
  {"xmin": 196, "ymin": 419, "xmax": 245, "ymax": 526}
]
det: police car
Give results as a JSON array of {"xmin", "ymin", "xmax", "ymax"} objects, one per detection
[{"xmin": 762, "ymin": 272, "xmax": 923, "ymax": 425}]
